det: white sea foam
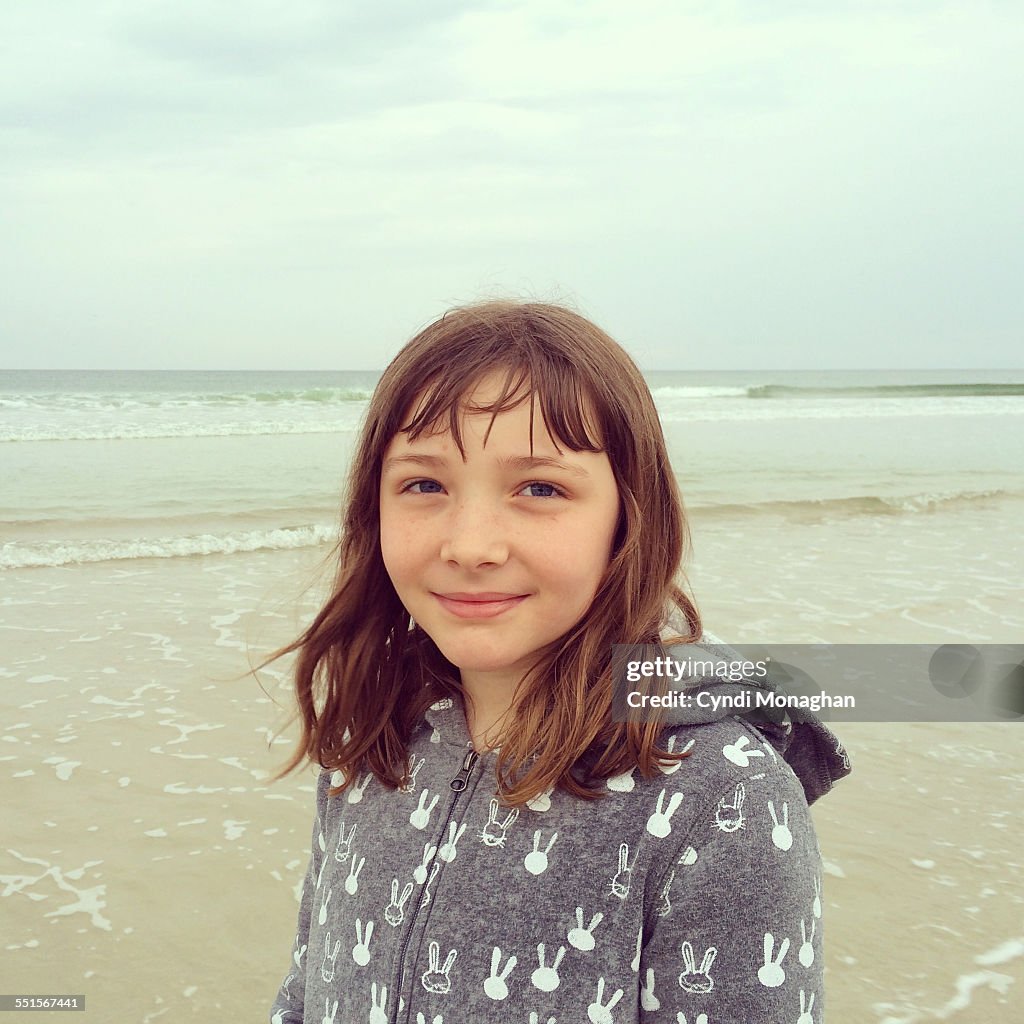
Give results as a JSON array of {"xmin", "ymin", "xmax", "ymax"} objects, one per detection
[
  {"xmin": 4, "ymin": 851, "xmax": 111, "ymax": 931},
  {"xmin": 975, "ymin": 937, "xmax": 1024, "ymax": 966},
  {"xmin": 1, "ymin": 524, "xmax": 338, "ymax": 569},
  {"xmin": 0, "ymin": 418, "xmax": 365, "ymax": 442},
  {"xmin": 649, "ymin": 385, "xmax": 751, "ymax": 399},
  {"xmin": 656, "ymin": 395, "xmax": 1024, "ymax": 423}
]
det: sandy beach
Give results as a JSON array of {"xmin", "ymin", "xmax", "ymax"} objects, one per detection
[{"xmin": 3, "ymin": 496, "xmax": 1022, "ymax": 1022}]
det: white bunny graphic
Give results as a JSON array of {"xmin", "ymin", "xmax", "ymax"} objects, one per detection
[
  {"xmin": 345, "ymin": 854, "xmax": 365, "ymax": 895},
  {"xmin": 714, "ymin": 783, "xmax": 746, "ymax": 833},
  {"xmin": 723, "ymin": 735, "xmax": 766, "ymax": 768},
  {"xmin": 320, "ymin": 931, "xmax": 340, "ymax": 983},
  {"xmin": 439, "ymin": 821, "xmax": 467, "ymax": 863},
  {"xmin": 531, "ymin": 943, "xmax": 566, "ymax": 992},
  {"xmin": 640, "ymin": 967, "xmax": 660, "ymax": 1010},
  {"xmin": 656, "ymin": 867, "xmax": 675, "ymax": 917},
  {"xmin": 646, "ymin": 789, "xmax": 684, "ymax": 838},
  {"xmin": 526, "ymin": 784, "xmax": 555, "ymax": 812},
  {"xmin": 609, "ymin": 842, "xmax": 634, "ymax": 899},
  {"xmin": 421, "ymin": 940, "xmax": 458, "ymax": 994},
  {"xmin": 768, "ymin": 799, "xmax": 793, "ymax": 850},
  {"xmin": 480, "ymin": 798, "xmax": 519, "ymax": 848},
  {"xmin": 322, "ymin": 996, "xmax": 337, "ymax": 1024},
  {"xmin": 677, "ymin": 940, "xmax": 717, "ymax": 994},
  {"xmin": 416, "ymin": 1014, "xmax": 443, "ymax": 1024},
  {"xmin": 677, "ymin": 845, "xmax": 698, "ymax": 866},
  {"xmin": 676, "ymin": 1014, "xmax": 708, "ymax": 1024},
  {"xmin": 399, "ymin": 756, "xmax": 425, "ymax": 794},
  {"xmin": 587, "ymin": 977, "xmax": 624, "ymax": 1024},
  {"xmin": 524, "ymin": 830, "xmax": 557, "ymax": 875},
  {"xmin": 419, "ymin": 862, "xmax": 441, "ymax": 908},
  {"xmin": 799, "ymin": 917, "xmax": 816, "ymax": 966},
  {"xmin": 758, "ymin": 932, "xmax": 790, "ymax": 987},
  {"xmin": 414, "ymin": 843, "xmax": 438, "ymax": 885},
  {"xmin": 334, "ymin": 821, "xmax": 356, "ymax": 863},
  {"xmin": 484, "ymin": 946, "xmax": 517, "ymax": 1000},
  {"xmin": 410, "ymin": 789, "xmax": 439, "ymax": 830},
  {"xmin": 347, "ymin": 773, "xmax": 372, "ymax": 805},
  {"xmin": 606, "ymin": 767, "xmax": 635, "ymax": 793},
  {"xmin": 318, "ymin": 886, "xmax": 333, "ymax": 926},
  {"xmin": 384, "ymin": 879, "xmax": 414, "ymax": 927},
  {"xmin": 368, "ymin": 982, "xmax": 388, "ymax": 1024},
  {"xmin": 567, "ymin": 907, "xmax": 604, "ymax": 951},
  {"xmin": 812, "ymin": 874, "xmax": 822, "ymax": 918},
  {"xmin": 657, "ymin": 735, "xmax": 694, "ymax": 774},
  {"xmin": 352, "ymin": 918, "xmax": 373, "ymax": 967},
  {"xmin": 798, "ymin": 989, "xmax": 816, "ymax": 1023},
  {"xmin": 631, "ymin": 926, "xmax": 642, "ymax": 972}
]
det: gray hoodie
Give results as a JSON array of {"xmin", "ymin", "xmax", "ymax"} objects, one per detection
[{"xmin": 269, "ymin": 636, "xmax": 851, "ymax": 1024}]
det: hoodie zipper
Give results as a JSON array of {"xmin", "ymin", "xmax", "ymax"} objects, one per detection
[{"xmin": 389, "ymin": 746, "xmax": 480, "ymax": 1024}]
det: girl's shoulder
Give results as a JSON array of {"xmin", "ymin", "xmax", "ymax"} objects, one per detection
[{"xmin": 638, "ymin": 715, "xmax": 810, "ymax": 814}]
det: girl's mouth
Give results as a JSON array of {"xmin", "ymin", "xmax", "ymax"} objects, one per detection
[{"xmin": 433, "ymin": 593, "xmax": 529, "ymax": 619}]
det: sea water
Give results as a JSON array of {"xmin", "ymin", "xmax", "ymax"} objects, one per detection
[{"xmin": 1, "ymin": 368, "xmax": 1022, "ymax": 570}]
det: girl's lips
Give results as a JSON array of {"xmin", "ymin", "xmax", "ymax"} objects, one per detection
[{"xmin": 433, "ymin": 593, "xmax": 528, "ymax": 619}]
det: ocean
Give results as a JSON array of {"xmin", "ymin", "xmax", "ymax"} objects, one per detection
[{"xmin": 3, "ymin": 367, "xmax": 1022, "ymax": 571}]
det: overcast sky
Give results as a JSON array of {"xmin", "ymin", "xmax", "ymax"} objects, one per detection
[{"xmin": 1, "ymin": 0, "xmax": 1021, "ymax": 370}]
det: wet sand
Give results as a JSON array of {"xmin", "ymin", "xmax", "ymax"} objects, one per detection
[{"xmin": 2, "ymin": 504, "xmax": 1022, "ymax": 1021}]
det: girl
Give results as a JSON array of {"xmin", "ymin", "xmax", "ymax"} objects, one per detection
[{"xmin": 267, "ymin": 301, "xmax": 850, "ymax": 1023}]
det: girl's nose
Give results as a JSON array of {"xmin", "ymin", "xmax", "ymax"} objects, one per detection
[{"xmin": 439, "ymin": 499, "xmax": 509, "ymax": 567}]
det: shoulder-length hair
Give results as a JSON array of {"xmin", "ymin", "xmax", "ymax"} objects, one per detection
[{"xmin": 266, "ymin": 300, "xmax": 701, "ymax": 805}]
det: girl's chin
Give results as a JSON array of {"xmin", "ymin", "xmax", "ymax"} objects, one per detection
[{"xmin": 439, "ymin": 650, "xmax": 536, "ymax": 679}]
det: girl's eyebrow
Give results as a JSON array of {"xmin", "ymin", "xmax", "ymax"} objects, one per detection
[{"xmin": 383, "ymin": 453, "xmax": 591, "ymax": 479}]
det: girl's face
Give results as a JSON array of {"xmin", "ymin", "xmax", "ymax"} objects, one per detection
[{"xmin": 379, "ymin": 373, "xmax": 620, "ymax": 695}]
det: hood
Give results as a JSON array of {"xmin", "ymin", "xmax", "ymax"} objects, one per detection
[{"xmin": 657, "ymin": 626, "xmax": 852, "ymax": 805}]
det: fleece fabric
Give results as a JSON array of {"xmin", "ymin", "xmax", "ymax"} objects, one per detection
[{"xmin": 269, "ymin": 636, "xmax": 851, "ymax": 1024}]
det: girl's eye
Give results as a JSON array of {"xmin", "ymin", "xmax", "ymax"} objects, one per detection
[
  {"xmin": 518, "ymin": 481, "xmax": 563, "ymax": 498},
  {"xmin": 404, "ymin": 479, "xmax": 444, "ymax": 494}
]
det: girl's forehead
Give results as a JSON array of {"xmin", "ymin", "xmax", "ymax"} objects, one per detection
[
  {"xmin": 391, "ymin": 369, "xmax": 603, "ymax": 455},
  {"xmin": 388, "ymin": 393, "xmax": 568, "ymax": 456}
]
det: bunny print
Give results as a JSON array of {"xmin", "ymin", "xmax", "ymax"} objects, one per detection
[
  {"xmin": 421, "ymin": 940, "xmax": 458, "ymax": 994},
  {"xmin": 713, "ymin": 783, "xmax": 746, "ymax": 833},
  {"xmin": 567, "ymin": 907, "xmax": 604, "ymax": 952},
  {"xmin": 484, "ymin": 947, "xmax": 517, "ymax": 1001},
  {"xmin": 269, "ymin": 707, "xmax": 846, "ymax": 1023},
  {"xmin": 609, "ymin": 842, "xmax": 634, "ymax": 900},
  {"xmin": 384, "ymin": 879, "xmax": 414, "ymax": 927},
  {"xmin": 677, "ymin": 941, "xmax": 717, "ymax": 995},
  {"xmin": 479, "ymin": 798, "xmax": 519, "ymax": 848},
  {"xmin": 524, "ymin": 830, "xmax": 558, "ymax": 875}
]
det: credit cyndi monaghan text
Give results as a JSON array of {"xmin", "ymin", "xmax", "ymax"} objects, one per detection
[
  {"xmin": 625, "ymin": 689, "xmax": 857, "ymax": 713},
  {"xmin": 624, "ymin": 656, "xmax": 771, "ymax": 683}
]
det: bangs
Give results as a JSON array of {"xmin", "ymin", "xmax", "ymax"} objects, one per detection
[{"xmin": 398, "ymin": 361, "xmax": 606, "ymax": 457}]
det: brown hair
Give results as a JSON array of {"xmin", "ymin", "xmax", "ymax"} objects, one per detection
[{"xmin": 266, "ymin": 300, "xmax": 701, "ymax": 805}]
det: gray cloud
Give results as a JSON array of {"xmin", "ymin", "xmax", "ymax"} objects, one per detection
[{"xmin": 1, "ymin": 0, "xmax": 1022, "ymax": 369}]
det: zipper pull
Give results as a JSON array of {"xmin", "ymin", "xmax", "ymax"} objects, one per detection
[{"xmin": 450, "ymin": 750, "xmax": 478, "ymax": 791}]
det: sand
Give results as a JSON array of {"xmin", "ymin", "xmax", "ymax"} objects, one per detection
[{"xmin": 2, "ymin": 518, "xmax": 1022, "ymax": 1021}]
